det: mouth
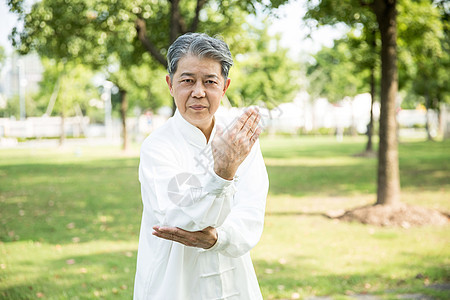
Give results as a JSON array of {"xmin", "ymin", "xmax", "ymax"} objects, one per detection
[{"xmin": 189, "ymin": 105, "xmax": 208, "ymax": 111}]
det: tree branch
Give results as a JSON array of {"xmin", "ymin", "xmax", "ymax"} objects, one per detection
[
  {"xmin": 189, "ymin": 0, "xmax": 208, "ymax": 32},
  {"xmin": 170, "ymin": 0, "xmax": 181, "ymax": 43},
  {"xmin": 135, "ymin": 18, "xmax": 167, "ymax": 68},
  {"xmin": 358, "ymin": 0, "xmax": 370, "ymax": 7}
]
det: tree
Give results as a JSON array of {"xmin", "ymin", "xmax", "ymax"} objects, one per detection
[
  {"xmin": 8, "ymin": 0, "xmax": 290, "ymax": 150},
  {"xmin": 307, "ymin": 37, "xmax": 370, "ymax": 102},
  {"xmin": 35, "ymin": 58, "xmax": 100, "ymax": 144},
  {"xmin": 8, "ymin": 0, "xmax": 172, "ymax": 149},
  {"xmin": 305, "ymin": 0, "xmax": 401, "ymax": 206},
  {"xmin": 227, "ymin": 22, "xmax": 300, "ymax": 117},
  {"xmin": 305, "ymin": 1, "xmax": 379, "ymax": 151},
  {"xmin": 397, "ymin": 0, "xmax": 449, "ymax": 140},
  {"xmin": 307, "ymin": 36, "xmax": 374, "ymax": 137},
  {"xmin": 348, "ymin": 28, "xmax": 379, "ymax": 151},
  {"xmin": 107, "ymin": 58, "xmax": 171, "ymax": 150}
]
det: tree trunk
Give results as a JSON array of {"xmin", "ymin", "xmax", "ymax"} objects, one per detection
[
  {"xmin": 366, "ymin": 66, "xmax": 375, "ymax": 152},
  {"xmin": 120, "ymin": 89, "xmax": 128, "ymax": 151},
  {"xmin": 350, "ymin": 99, "xmax": 357, "ymax": 136},
  {"xmin": 366, "ymin": 29, "xmax": 377, "ymax": 153},
  {"xmin": 425, "ymin": 92, "xmax": 433, "ymax": 141},
  {"xmin": 59, "ymin": 98, "xmax": 65, "ymax": 147},
  {"xmin": 373, "ymin": 0, "xmax": 401, "ymax": 206}
]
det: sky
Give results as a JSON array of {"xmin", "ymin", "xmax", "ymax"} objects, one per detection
[
  {"xmin": 0, "ymin": 0, "xmax": 347, "ymax": 57},
  {"xmin": 0, "ymin": 2, "xmax": 19, "ymax": 54},
  {"xmin": 267, "ymin": 0, "xmax": 347, "ymax": 58}
]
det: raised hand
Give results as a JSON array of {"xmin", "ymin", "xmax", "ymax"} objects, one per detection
[{"xmin": 212, "ymin": 107, "xmax": 261, "ymax": 180}]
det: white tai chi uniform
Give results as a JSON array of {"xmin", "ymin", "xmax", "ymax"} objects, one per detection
[{"xmin": 134, "ymin": 109, "xmax": 269, "ymax": 300}]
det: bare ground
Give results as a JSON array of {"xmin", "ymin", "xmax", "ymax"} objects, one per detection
[{"xmin": 329, "ymin": 202, "xmax": 449, "ymax": 227}]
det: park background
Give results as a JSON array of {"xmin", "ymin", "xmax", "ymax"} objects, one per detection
[{"xmin": 0, "ymin": 0, "xmax": 449, "ymax": 299}]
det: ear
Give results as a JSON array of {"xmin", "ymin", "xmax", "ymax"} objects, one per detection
[
  {"xmin": 166, "ymin": 75, "xmax": 174, "ymax": 97},
  {"xmin": 222, "ymin": 78, "xmax": 231, "ymax": 96}
]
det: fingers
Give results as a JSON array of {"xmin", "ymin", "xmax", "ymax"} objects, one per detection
[
  {"xmin": 152, "ymin": 226, "xmax": 217, "ymax": 249},
  {"xmin": 250, "ymin": 126, "xmax": 262, "ymax": 144},
  {"xmin": 235, "ymin": 108, "xmax": 254, "ymax": 132},
  {"xmin": 232, "ymin": 107, "xmax": 259, "ymax": 137},
  {"xmin": 244, "ymin": 110, "xmax": 260, "ymax": 138},
  {"xmin": 152, "ymin": 226, "xmax": 191, "ymax": 246}
]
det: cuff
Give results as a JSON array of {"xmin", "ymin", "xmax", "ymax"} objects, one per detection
[
  {"xmin": 203, "ymin": 168, "xmax": 238, "ymax": 196},
  {"xmin": 203, "ymin": 226, "xmax": 229, "ymax": 252}
]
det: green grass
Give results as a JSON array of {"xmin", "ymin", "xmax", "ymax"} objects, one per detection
[{"xmin": 0, "ymin": 137, "xmax": 449, "ymax": 299}]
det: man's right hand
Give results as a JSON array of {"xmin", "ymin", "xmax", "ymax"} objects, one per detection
[{"xmin": 212, "ymin": 107, "xmax": 261, "ymax": 180}]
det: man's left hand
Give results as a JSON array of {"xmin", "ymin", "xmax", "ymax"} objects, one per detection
[{"xmin": 152, "ymin": 226, "xmax": 218, "ymax": 249}]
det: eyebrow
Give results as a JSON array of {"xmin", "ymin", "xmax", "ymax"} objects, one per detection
[{"xmin": 179, "ymin": 72, "xmax": 220, "ymax": 80}]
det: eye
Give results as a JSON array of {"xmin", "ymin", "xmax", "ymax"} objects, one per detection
[
  {"xmin": 181, "ymin": 79, "xmax": 194, "ymax": 84},
  {"xmin": 206, "ymin": 80, "xmax": 217, "ymax": 85}
]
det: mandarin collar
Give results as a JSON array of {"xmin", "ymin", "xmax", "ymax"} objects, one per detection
[{"xmin": 173, "ymin": 109, "xmax": 216, "ymax": 148}]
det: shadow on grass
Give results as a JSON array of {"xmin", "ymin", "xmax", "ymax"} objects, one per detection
[
  {"xmin": 2, "ymin": 144, "xmax": 449, "ymax": 244},
  {"xmin": 266, "ymin": 164, "xmax": 376, "ymax": 197},
  {"xmin": 0, "ymin": 158, "xmax": 143, "ymax": 245},
  {"xmin": 1, "ymin": 248, "xmax": 137, "ymax": 299},
  {"xmin": 254, "ymin": 254, "xmax": 450, "ymax": 299},
  {"xmin": 266, "ymin": 158, "xmax": 449, "ymax": 198}
]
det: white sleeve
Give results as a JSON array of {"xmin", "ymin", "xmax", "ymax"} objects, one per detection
[
  {"xmin": 205, "ymin": 140, "xmax": 269, "ymax": 257},
  {"xmin": 139, "ymin": 139, "xmax": 237, "ymax": 232}
]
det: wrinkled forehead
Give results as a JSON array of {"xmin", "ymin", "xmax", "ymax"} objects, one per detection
[{"xmin": 175, "ymin": 55, "xmax": 224, "ymax": 78}]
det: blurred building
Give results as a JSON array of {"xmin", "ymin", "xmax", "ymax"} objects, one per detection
[{"xmin": 0, "ymin": 52, "xmax": 43, "ymax": 99}]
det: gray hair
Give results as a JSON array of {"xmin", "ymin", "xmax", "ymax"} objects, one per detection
[{"xmin": 167, "ymin": 33, "xmax": 233, "ymax": 81}]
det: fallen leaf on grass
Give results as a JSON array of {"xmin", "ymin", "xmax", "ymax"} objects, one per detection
[{"xmin": 66, "ymin": 259, "xmax": 75, "ymax": 265}]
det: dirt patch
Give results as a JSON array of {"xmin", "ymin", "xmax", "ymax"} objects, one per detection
[{"xmin": 333, "ymin": 203, "xmax": 449, "ymax": 227}]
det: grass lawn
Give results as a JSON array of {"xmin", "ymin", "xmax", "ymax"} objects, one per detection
[{"xmin": 0, "ymin": 136, "xmax": 449, "ymax": 299}]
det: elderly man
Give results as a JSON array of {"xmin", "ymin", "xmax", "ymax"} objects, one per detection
[{"xmin": 134, "ymin": 33, "xmax": 269, "ymax": 300}]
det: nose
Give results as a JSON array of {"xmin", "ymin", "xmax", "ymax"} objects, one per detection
[{"xmin": 191, "ymin": 81, "xmax": 206, "ymax": 98}]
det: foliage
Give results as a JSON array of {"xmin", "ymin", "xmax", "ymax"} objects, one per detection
[
  {"xmin": 0, "ymin": 94, "xmax": 38, "ymax": 119},
  {"xmin": 304, "ymin": 0, "xmax": 449, "ymax": 109},
  {"xmin": 0, "ymin": 137, "xmax": 449, "ymax": 299},
  {"xmin": 227, "ymin": 22, "xmax": 300, "ymax": 109},
  {"xmin": 107, "ymin": 54, "xmax": 171, "ymax": 114},
  {"xmin": 397, "ymin": 0, "xmax": 450, "ymax": 109},
  {"xmin": 307, "ymin": 37, "xmax": 371, "ymax": 103},
  {"xmin": 7, "ymin": 0, "xmax": 293, "ymax": 113},
  {"xmin": 0, "ymin": 46, "xmax": 5, "ymax": 72},
  {"xmin": 33, "ymin": 58, "xmax": 100, "ymax": 118}
]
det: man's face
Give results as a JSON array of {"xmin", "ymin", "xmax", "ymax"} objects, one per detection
[{"xmin": 166, "ymin": 55, "xmax": 231, "ymax": 132}]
